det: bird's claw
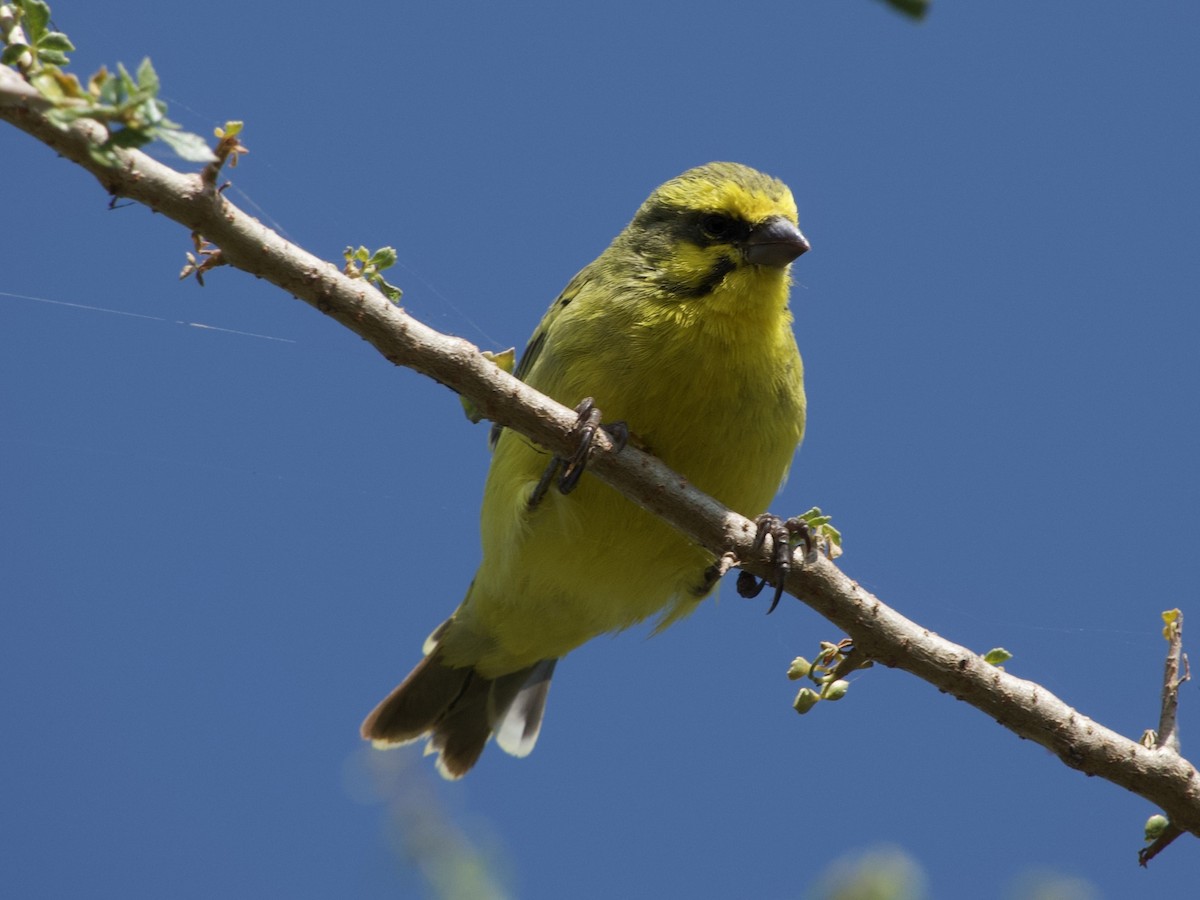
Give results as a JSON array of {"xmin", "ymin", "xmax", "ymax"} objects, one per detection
[
  {"xmin": 528, "ymin": 398, "xmax": 628, "ymax": 509},
  {"xmin": 737, "ymin": 514, "xmax": 813, "ymax": 613},
  {"xmin": 558, "ymin": 398, "xmax": 602, "ymax": 493}
]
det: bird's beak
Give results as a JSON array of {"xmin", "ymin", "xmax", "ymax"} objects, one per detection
[{"xmin": 743, "ymin": 216, "xmax": 811, "ymax": 268}]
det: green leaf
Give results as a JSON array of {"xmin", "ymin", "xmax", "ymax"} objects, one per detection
[
  {"xmin": 983, "ymin": 648, "xmax": 1012, "ymax": 666},
  {"xmin": 93, "ymin": 82, "xmax": 114, "ymax": 106},
  {"xmin": 114, "ymin": 61, "xmax": 134, "ymax": 92},
  {"xmin": 484, "ymin": 347, "xmax": 515, "ymax": 375},
  {"xmin": 373, "ymin": 277, "xmax": 403, "ymax": 304},
  {"xmin": 136, "ymin": 57, "xmax": 159, "ymax": 93},
  {"xmin": 157, "ymin": 127, "xmax": 218, "ymax": 163},
  {"xmin": 1161, "ymin": 608, "xmax": 1181, "ymax": 639},
  {"xmin": 137, "ymin": 98, "xmax": 168, "ymax": 127},
  {"xmin": 881, "ymin": 0, "xmax": 929, "ymax": 20},
  {"xmin": 36, "ymin": 47, "xmax": 67, "ymax": 65},
  {"xmin": 86, "ymin": 143, "xmax": 120, "ymax": 167},
  {"xmin": 1, "ymin": 43, "xmax": 32, "ymax": 65},
  {"xmin": 459, "ymin": 349, "xmax": 515, "ymax": 423},
  {"xmin": 368, "ymin": 246, "xmax": 398, "ymax": 269},
  {"xmin": 794, "ymin": 506, "xmax": 843, "ymax": 558},
  {"xmin": 37, "ymin": 32, "xmax": 74, "ymax": 53},
  {"xmin": 105, "ymin": 127, "xmax": 153, "ymax": 150},
  {"xmin": 21, "ymin": 0, "xmax": 51, "ymax": 41},
  {"xmin": 459, "ymin": 396, "xmax": 485, "ymax": 424}
]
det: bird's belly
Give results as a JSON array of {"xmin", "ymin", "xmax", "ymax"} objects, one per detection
[
  {"xmin": 462, "ymin": 387, "xmax": 798, "ymax": 673},
  {"xmin": 470, "ymin": 467, "xmax": 710, "ymax": 671}
]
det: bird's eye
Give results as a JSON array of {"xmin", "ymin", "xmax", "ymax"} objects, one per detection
[{"xmin": 699, "ymin": 213, "xmax": 736, "ymax": 241}]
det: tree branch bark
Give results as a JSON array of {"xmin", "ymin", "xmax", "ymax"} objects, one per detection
[{"xmin": 4, "ymin": 91, "xmax": 1197, "ymax": 849}]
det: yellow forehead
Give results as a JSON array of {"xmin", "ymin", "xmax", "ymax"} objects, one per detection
[{"xmin": 654, "ymin": 162, "xmax": 798, "ymax": 225}]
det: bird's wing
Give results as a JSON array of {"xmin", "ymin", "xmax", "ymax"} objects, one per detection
[{"xmin": 489, "ymin": 269, "xmax": 593, "ymax": 448}]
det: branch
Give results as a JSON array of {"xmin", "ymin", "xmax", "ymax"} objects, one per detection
[
  {"xmin": 4, "ymin": 85, "xmax": 1198, "ymax": 848},
  {"xmin": 1139, "ymin": 611, "xmax": 1191, "ymax": 864}
]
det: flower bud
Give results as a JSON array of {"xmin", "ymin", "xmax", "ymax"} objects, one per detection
[
  {"xmin": 793, "ymin": 687, "xmax": 820, "ymax": 714},
  {"xmin": 821, "ymin": 680, "xmax": 849, "ymax": 701},
  {"xmin": 1144, "ymin": 814, "xmax": 1169, "ymax": 842},
  {"xmin": 787, "ymin": 657, "xmax": 812, "ymax": 680}
]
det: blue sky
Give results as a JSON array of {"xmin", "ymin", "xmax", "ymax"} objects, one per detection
[{"xmin": 4, "ymin": 2, "xmax": 1199, "ymax": 897}]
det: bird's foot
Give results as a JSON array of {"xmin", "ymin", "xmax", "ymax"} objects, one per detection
[
  {"xmin": 527, "ymin": 398, "xmax": 628, "ymax": 509},
  {"xmin": 736, "ymin": 514, "xmax": 813, "ymax": 614}
]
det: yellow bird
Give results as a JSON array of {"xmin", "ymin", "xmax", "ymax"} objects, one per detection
[{"xmin": 362, "ymin": 162, "xmax": 809, "ymax": 777}]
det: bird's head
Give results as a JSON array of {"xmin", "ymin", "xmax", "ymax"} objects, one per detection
[{"xmin": 618, "ymin": 162, "xmax": 810, "ymax": 304}]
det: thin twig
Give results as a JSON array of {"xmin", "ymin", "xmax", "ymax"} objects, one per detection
[
  {"xmin": 1156, "ymin": 610, "xmax": 1188, "ymax": 753},
  {"xmin": 1139, "ymin": 611, "xmax": 1191, "ymax": 865}
]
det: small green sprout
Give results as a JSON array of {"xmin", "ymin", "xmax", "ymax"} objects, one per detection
[
  {"xmin": 982, "ymin": 648, "xmax": 1012, "ymax": 667},
  {"xmin": 343, "ymin": 245, "xmax": 403, "ymax": 303}
]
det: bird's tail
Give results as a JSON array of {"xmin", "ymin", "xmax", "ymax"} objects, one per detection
[{"xmin": 360, "ymin": 643, "xmax": 556, "ymax": 779}]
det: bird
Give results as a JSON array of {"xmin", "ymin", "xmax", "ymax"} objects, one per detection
[{"xmin": 361, "ymin": 162, "xmax": 809, "ymax": 778}]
